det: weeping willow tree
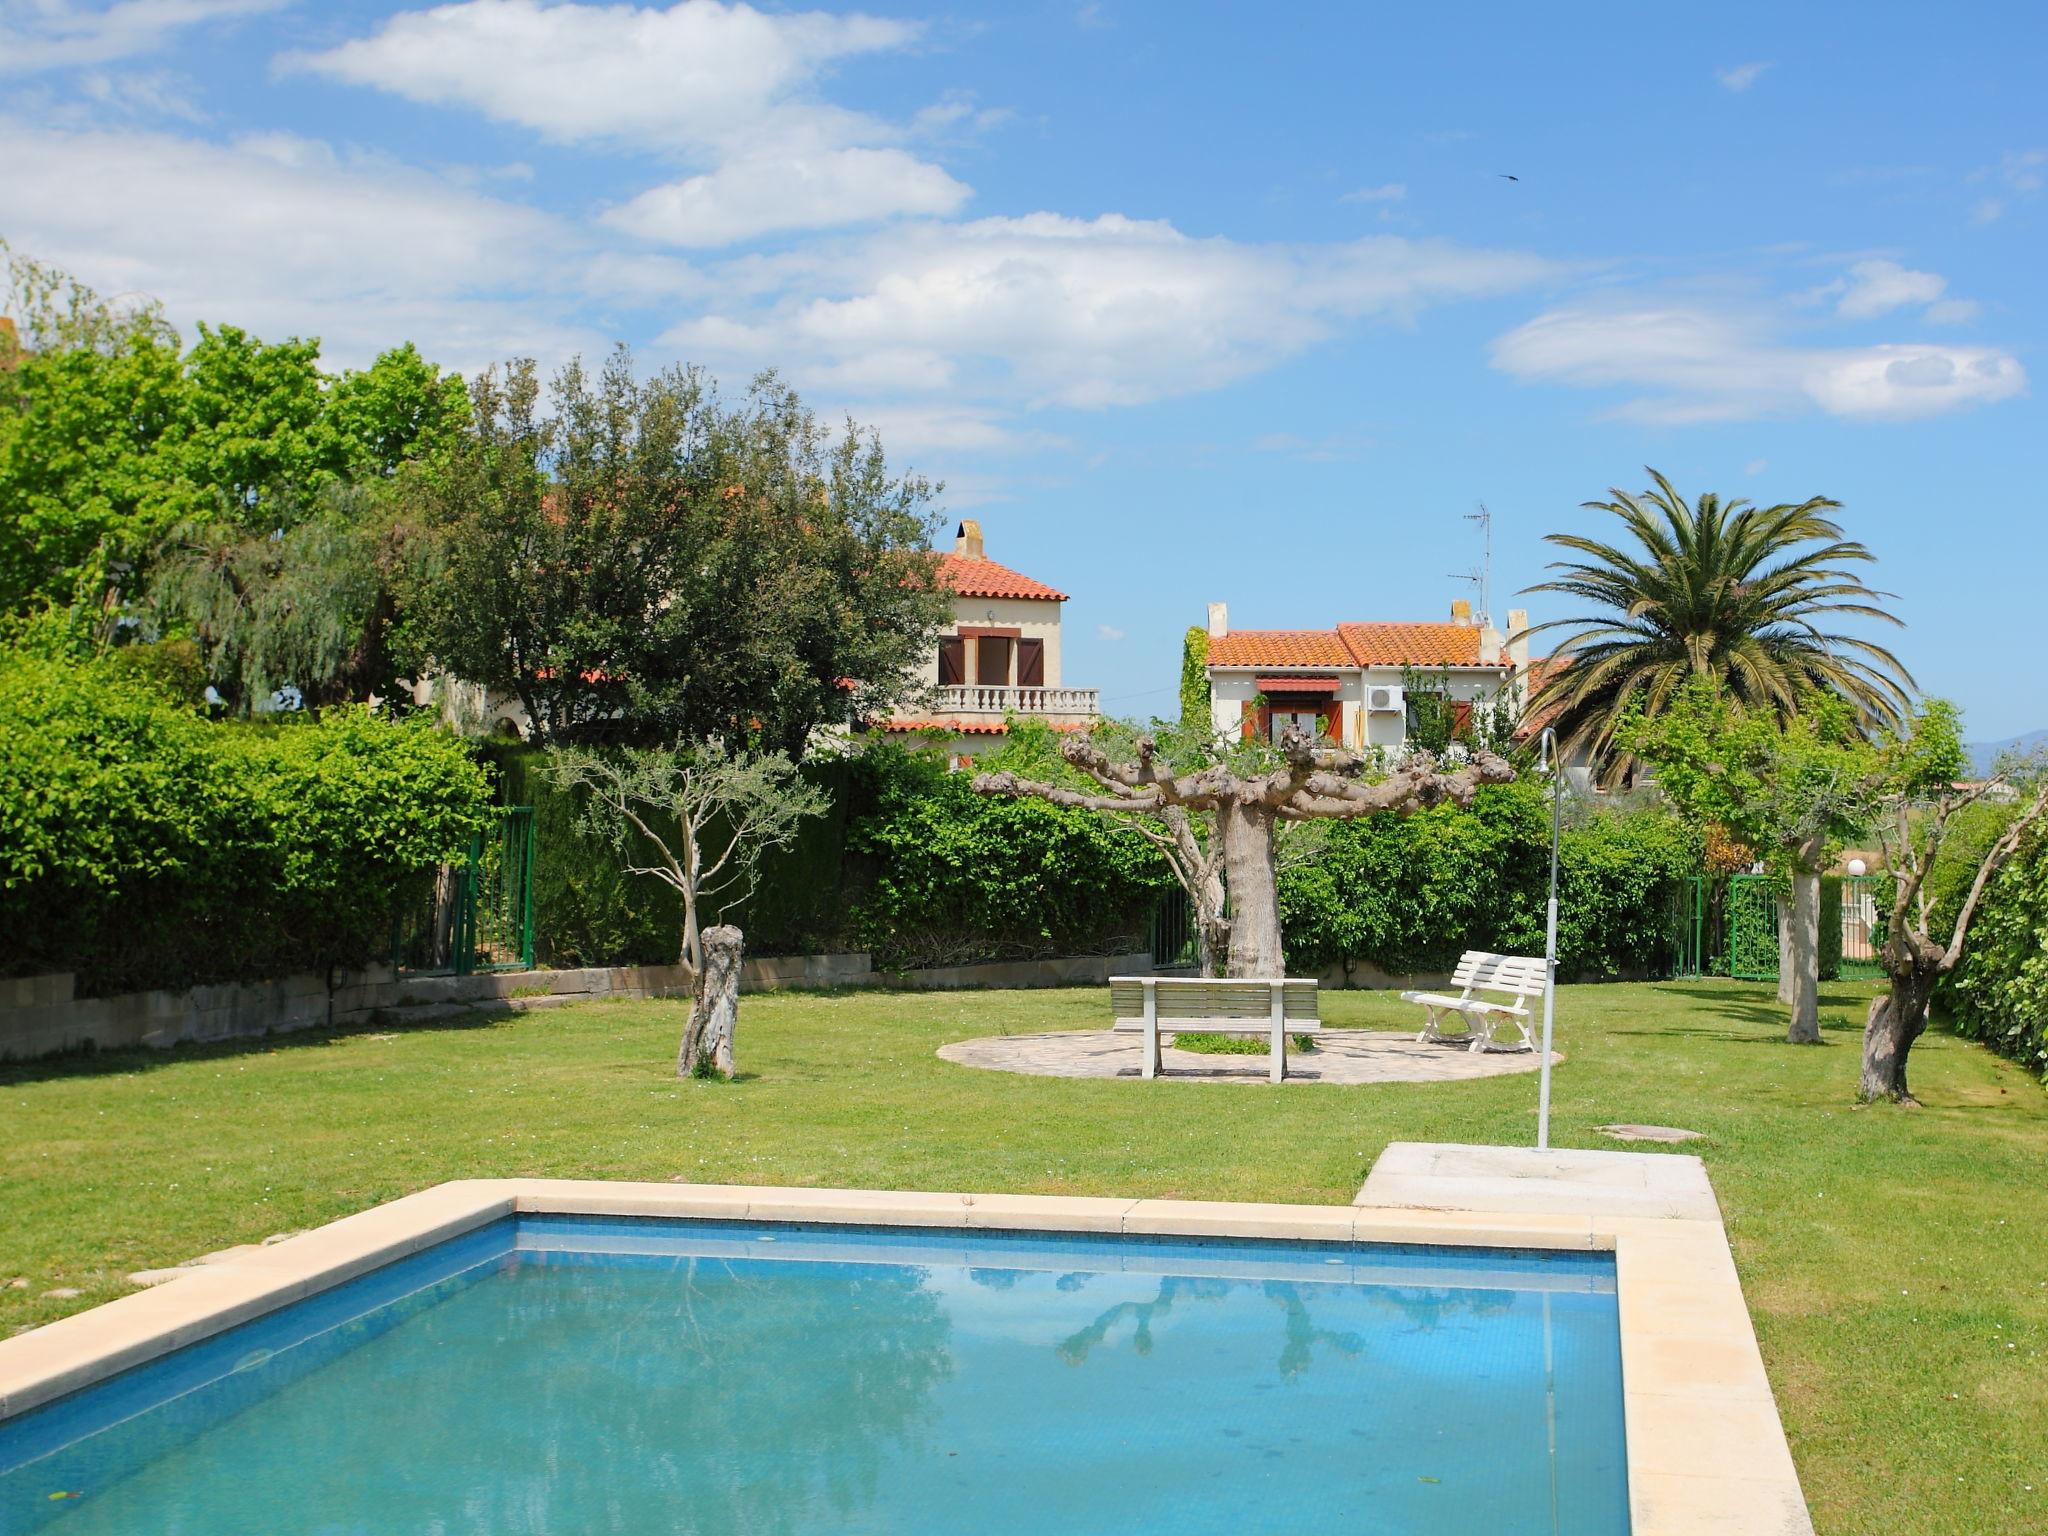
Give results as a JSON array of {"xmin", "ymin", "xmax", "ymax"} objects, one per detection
[
  {"xmin": 1522, "ymin": 469, "xmax": 1911, "ymax": 784},
  {"xmin": 146, "ymin": 483, "xmax": 406, "ymax": 712}
]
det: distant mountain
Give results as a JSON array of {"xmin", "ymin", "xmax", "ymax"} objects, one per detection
[{"xmin": 1969, "ymin": 729, "xmax": 2048, "ymax": 777}]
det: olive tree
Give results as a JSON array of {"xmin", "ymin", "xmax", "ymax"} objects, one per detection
[
  {"xmin": 1860, "ymin": 714, "xmax": 2048, "ymax": 1104},
  {"xmin": 545, "ymin": 741, "xmax": 826, "ymax": 1077}
]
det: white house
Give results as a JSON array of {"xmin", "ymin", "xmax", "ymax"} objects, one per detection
[
  {"xmin": 1205, "ymin": 598, "xmax": 1535, "ymax": 752},
  {"xmin": 879, "ymin": 520, "xmax": 1099, "ymax": 757}
]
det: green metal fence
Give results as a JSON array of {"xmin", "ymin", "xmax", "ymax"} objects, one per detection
[
  {"xmin": 394, "ymin": 807, "xmax": 535, "ymax": 976},
  {"xmin": 1727, "ymin": 873, "xmax": 1781, "ymax": 980},
  {"xmin": 1150, "ymin": 886, "xmax": 1197, "ymax": 969},
  {"xmin": 1665, "ymin": 875, "xmax": 1707, "ymax": 979}
]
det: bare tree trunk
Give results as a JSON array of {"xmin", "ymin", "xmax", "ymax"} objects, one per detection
[
  {"xmin": 1198, "ymin": 911, "xmax": 1232, "ymax": 978},
  {"xmin": 679, "ymin": 925, "xmax": 743, "ymax": 1079},
  {"xmin": 1217, "ymin": 798, "xmax": 1284, "ymax": 977},
  {"xmin": 1776, "ymin": 896, "xmax": 1794, "ymax": 1004},
  {"xmin": 1785, "ymin": 857, "xmax": 1822, "ymax": 1044},
  {"xmin": 1859, "ymin": 972, "xmax": 1934, "ymax": 1104}
]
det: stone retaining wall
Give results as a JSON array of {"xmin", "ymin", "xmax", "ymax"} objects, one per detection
[{"xmin": 0, "ymin": 950, "xmax": 1157, "ymax": 1063}]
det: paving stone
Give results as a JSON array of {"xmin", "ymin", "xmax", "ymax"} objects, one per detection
[
  {"xmin": 936, "ymin": 1029, "xmax": 1556, "ymax": 1085},
  {"xmin": 1601, "ymin": 1123, "xmax": 1705, "ymax": 1144}
]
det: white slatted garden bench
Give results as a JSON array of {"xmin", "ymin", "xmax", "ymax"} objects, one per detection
[
  {"xmin": 1401, "ymin": 951, "xmax": 1550, "ymax": 1053},
  {"xmin": 1109, "ymin": 976, "xmax": 1322, "ymax": 1082}
]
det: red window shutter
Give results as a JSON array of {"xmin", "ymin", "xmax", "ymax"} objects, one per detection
[
  {"xmin": 1452, "ymin": 701, "xmax": 1474, "ymax": 739},
  {"xmin": 938, "ymin": 636, "xmax": 965, "ymax": 685},
  {"xmin": 976, "ymin": 635, "xmax": 1012, "ymax": 685},
  {"xmin": 1017, "ymin": 638, "xmax": 1045, "ymax": 687}
]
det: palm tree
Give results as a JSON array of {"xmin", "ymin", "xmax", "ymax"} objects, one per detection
[{"xmin": 1521, "ymin": 469, "xmax": 1911, "ymax": 782}]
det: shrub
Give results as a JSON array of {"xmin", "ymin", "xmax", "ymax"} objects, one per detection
[
  {"xmin": 848, "ymin": 742, "xmax": 1172, "ymax": 969},
  {"xmin": 1278, "ymin": 780, "xmax": 1698, "ymax": 979},
  {"xmin": 1942, "ymin": 814, "xmax": 2048, "ymax": 1080},
  {"xmin": 0, "ymin": 651, "xmax": 491, "ymax": 993}
]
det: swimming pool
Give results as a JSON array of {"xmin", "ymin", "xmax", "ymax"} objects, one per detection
[{"xmin": 0, "ymin": 1214, "xmax": 1627, "ymax": 1534}]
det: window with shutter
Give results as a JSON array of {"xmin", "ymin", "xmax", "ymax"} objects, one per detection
[
  {"xmin": 976, "ymin": 635, "xmax": 1012, "ymax": 685},
  {"xmin": 1017, "ymin": 638, "xmax": 1045, "ymax": 687},
  {"xmin": 937, "ymin": 636, "xmax": 965, "ymax": 685}
]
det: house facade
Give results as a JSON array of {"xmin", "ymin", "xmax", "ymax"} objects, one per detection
[
  {"xmin": 1204, "ymin": 598, "xmax": 1533, "ymax": 753},
  {"xmin": 880, "ymin": 520, "xmax": 1099, "ymax": 755}
]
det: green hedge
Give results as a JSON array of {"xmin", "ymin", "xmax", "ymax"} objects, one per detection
[
  {"xmin": 847, "ymin": 745, "xmax": 1172, "ymax": 969},
  {"xmin": 486, "ymin": 746, "xmax": 876, "ymax": 968},
  {"xmin": 0, "ymin": 650, "xmax": 491, "ymax": 994},
  {"xmin": 1278, "ymin": 781, "xmax": 1699, "ymax": 979},
  {"xmin": 1943, "ymin": 815, "xmax": 2048, "ymax": 1081}
]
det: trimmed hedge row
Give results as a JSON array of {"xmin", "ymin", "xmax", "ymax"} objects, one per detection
[
  {"xmin": 0, "ymin": 650, "xmax": 492, "ymax": 995},
  {"xmin": 1278, "ymin": 782, "xmax": 1700, "ymax": 980},
  {"xmin": 1943, "ymin": 815, "xmax": 2048, "ymax": 1080}
]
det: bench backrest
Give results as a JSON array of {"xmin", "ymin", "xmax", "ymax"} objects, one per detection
[
  {"xmin": 1109, "ymin": 977, "xmax": 1320, "ymax": 1022},
  {"xmin": 1448, "ymin": 951, "xmax": 1550, "ymax": 999}
]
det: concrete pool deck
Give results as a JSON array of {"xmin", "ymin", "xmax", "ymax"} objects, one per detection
[{"xmin": 0, "ymin": 1149, "xmax": 1811, "ymax": 1535}]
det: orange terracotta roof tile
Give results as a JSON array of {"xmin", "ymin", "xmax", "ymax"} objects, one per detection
[
  {"xmin": 1207, "ymin": 629, "xmax": 1355, "ymax": 667},
  {"xmin": 1336, "ymin": 622, "xmax": 1484, "ymax": 666},
  {"xmin": 936, "ymin": 552, "xmax": 1067, "ymax": 602}
]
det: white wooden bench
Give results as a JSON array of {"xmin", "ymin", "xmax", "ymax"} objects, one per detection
[
  {"xmin": 1401, "ymin": 951, "xmax": 1549, "ymax": 1053},
  {"xmin": 1109, "ymin": 976, "xmax": 1322, "ymax": 1082}
]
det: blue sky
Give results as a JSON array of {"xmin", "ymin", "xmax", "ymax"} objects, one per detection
[{"xmin": 4, "ymin": 0, "xmax": 2044, "ymax": 737}]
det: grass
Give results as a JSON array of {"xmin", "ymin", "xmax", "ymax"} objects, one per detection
[
  {"xmin": 1167, "ymin": 1030, "xmax": 1320, "ymax": 1053},
  {"xmin": 4, "ymin": 979, "xmax": 2045, "ymax": 1535}
]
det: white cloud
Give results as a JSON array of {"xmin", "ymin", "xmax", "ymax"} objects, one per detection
[
  {"xmin": 282, "ymin": 0, "xmax": 915, "ymax": 155},
  {"xmin": 0, "ymin": 116, "xmax": 596, "ymax": 373},
  {"xmin": 285, "ymin": 1, "xmax": 968, "ymax": 244},
  {"xmin": 1971, "ymin": 198, "xmax": 2005, "ymax": 225},
  {"xmin": 1341, "ymin": 182, "xmax": 1406, "ymax": 204},
  {"xmin": 837, "ymin": 403, "xmax": 1066, "ymax": 459},
  {"xmin": 0, "ymin": 0, "xmax": 282, "ymax": 74},
  {"xmin": 77, "ymin": 67, "xmax": 208, "ymax": 121},
  {"xmin": 1490, "ymin": 300, "xmax": 2025, "ymax": 423},
  {"xmin": 1924, "ymin": 297, "xmax": 1981, "ymax": 325},
  {"xmin": 1096, "ymin": 624, "xmax": 1126, "ymax": 641},
  {"xmin": 1743, "ymin": 458, "xmax": 1768, "ymax": 475},
  {"xmin": 1715, "ymin": 61, "xmax": 1772, "ymax": 92},
  {"xmin": 666, "ymin": 213, "xmax": 1558, "ymax": 409},
  {"xmin": 1836, "ymin": 258, "xmax": 1947, "ymax": 318},
  {"xmin": 605, "ymin": 148, "xmax": 969, "ymax": 248}
]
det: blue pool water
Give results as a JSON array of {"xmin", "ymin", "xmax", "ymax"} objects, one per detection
[{"xmin": 0, "ymin": 1216, "xmax": 1628, "ymax": 1534}]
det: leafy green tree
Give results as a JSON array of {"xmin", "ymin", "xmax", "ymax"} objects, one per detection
[
  {"xmin": 324, "ymin": 341, "xmax": 470, "ymax": 478},
  {"xmin": 1623, "ymin": 678, "xmax": 1883, "ymax": 1043},
  {"xmin": 0, "ymin": 245, "xmax": 192, "ymax": 616},
  {"xmin": 1525, "ymin": 469, "xmax": 1910, "ymax": 783},
  {"xmin": 147, "ymin": 484, "xmax": 412, "ymax": 712},
  {"xmin": 402, "ymin": 351, "xmax": 948, "ymax": 750},
  {"xmin": 544, "ymin": 739, "xmax": 827, "ymax": 1076}
]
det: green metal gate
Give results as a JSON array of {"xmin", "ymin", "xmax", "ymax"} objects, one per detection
[
  {"xmin": 1150, "ymin": 886, "xmax": 1197, "ymax": 969},
  {"xmin": 1665, "ymin": 875, "xmax": 1706, "ymax": 979},
  {"xmin": 394, "ymin": 807, "xmax": 535, "ymax": 976},
  {"xmin": 1836, "ymin": 874, "xmax": 1884, "ymax": 980},
  {"xmin": 1727, "ymin": 874, "xmax": 1781, "ymax": 981}
]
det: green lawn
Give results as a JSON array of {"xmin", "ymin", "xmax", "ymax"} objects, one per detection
[{"xmin": 4, "ymin": 980, "xmax": 2045, "ymax": 1535}]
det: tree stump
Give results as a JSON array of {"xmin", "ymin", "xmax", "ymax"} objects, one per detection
[{"xmin": 680, "ymin": 925, "xmax": 743, "ymax": 1079}]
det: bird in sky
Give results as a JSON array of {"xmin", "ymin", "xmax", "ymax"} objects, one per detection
[{"xmin": 1498, "ymin": 173, "xmax": 1519, "ymax": 181}]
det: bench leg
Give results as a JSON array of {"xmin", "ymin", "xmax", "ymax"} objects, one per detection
[
  {"xmin": 1270, "ymin": 984, "xmax": 1287, "ymax": 1083},
  {"xmin": 1143, "ymin": 1011, "xmax": 1159, "ymax": 1079}
]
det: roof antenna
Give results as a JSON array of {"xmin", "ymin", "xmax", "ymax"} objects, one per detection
[{"xmin": 1446, "ymin": 503, "xmax": 1493, "ymax": 626}]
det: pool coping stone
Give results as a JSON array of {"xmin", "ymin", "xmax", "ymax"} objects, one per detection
[{"xmin": 0, "ymin": 1155, "xmax": 1810, "ymax": 1536}]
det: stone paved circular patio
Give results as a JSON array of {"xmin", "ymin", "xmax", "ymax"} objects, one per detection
[{"xmin": 938, "ymin": 1029, "xmax": 1558, "ymax": 1084}]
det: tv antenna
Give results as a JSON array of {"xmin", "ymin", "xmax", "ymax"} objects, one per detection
[{"xmin": 1446, "ymin": 503, "xmax": 1493, "ymax": 626}]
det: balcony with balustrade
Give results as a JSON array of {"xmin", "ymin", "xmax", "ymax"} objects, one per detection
[{"xmin": 933, "ymin": 683, "xmax": 1100, "ymax": 724}]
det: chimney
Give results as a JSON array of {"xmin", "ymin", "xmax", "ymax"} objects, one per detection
[
  {"xmin": 1506, "ymin": 607, "xmax": 1530, "ymax": 670},
  {"xmin": 1207, "ymin": 601, "xmax": 1229, "ymax": 639},
  {"xmin": 1478, "ymin": 622, "xmax": 1503, "ymax": 665},
  {"xmin": 1450, "ymin": 598, "xmax": 1473, "ymax": 625},
  {"xmin": 953, "ymin": 518, "xmax": 985, "ymax": 559}
]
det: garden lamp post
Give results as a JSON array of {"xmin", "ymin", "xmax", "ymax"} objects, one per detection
[{"xmin": 1535, "ymin": 727, "xmax": 1562, "ymax": 1150}]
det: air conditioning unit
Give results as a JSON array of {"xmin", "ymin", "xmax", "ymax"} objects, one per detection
[{"xmin": 1366, "ymin": 684, "xmax": 1405, "ymax": 714}]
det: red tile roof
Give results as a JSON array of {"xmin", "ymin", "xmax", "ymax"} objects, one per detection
[
  {"xmin": 1336, "ymin": 622, "xmax": 1483, "ymax": 666},
  {"xmin": 1207, "ymin": 629, "xmax": 1355, "ymax": 667},
  {"xmin": 1211, "ymin": 621, "xmax": 1496, "ymax": 669},
  {"xmin": 936, "ymin": 552, "xmax": 1067, "ymax": 602}
]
